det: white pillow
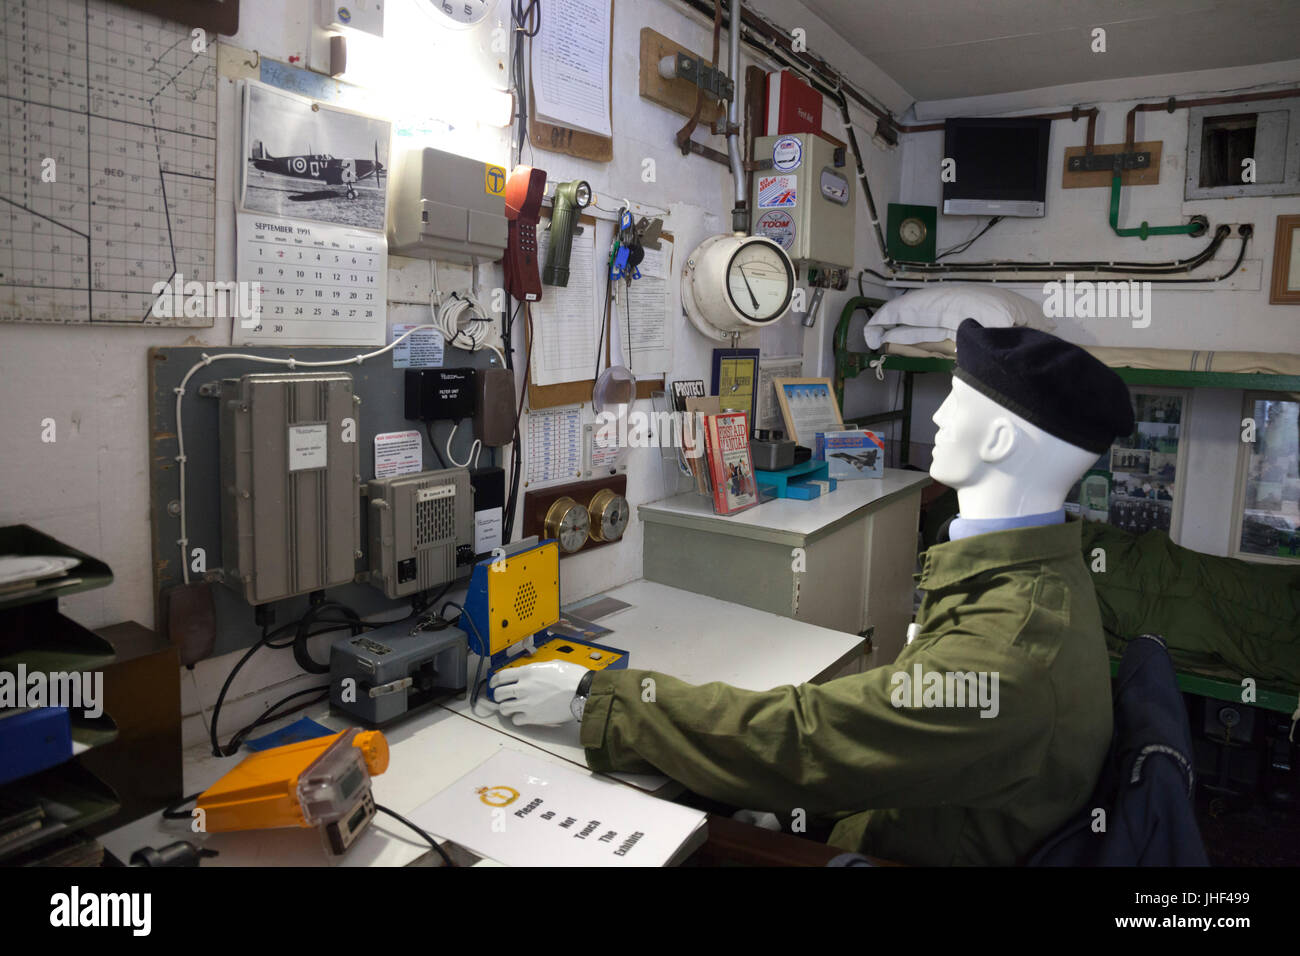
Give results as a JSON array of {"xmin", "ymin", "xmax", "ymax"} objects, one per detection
[{"xmin": 863, "ymin": 284, "xmax": 1053, "ymax": 350}]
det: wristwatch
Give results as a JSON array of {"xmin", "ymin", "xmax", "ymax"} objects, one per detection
[{"xmin": 570, "ymin": 670, "xmax": 596, "ymax": 722}]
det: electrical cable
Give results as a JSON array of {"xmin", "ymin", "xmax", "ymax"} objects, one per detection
[
  {"xmin": 222, "ymin": 686, "xmax": 330, "ymax": 755},
  {"xmin": 425, "ymin": 420, "xmax": 448, "ymax": 469},
  {"xmin": 935, "ymin": 216, "xmax": 1003, "ymax": 260},
  {"xmin": 445, "ymin": 422, "xmax": 482, "ymax": 469},
  {"xmin": 375, "ymin": 804, "xmax": 455, "ymax": 867},
  {"xmin": 293, "ymin": 600, "xmax": 363, "ymax": 675}
]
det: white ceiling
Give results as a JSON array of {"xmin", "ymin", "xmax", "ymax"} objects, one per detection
[{"xmin": 799, "ymin": 0, "xmax": 1300, "ymax": 103}]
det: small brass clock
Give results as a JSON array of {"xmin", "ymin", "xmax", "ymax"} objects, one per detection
[
  {"xmin": 587, "ymin": 488, "xmax": 629, "ymax": 543},
  {"xmin": 543, "ymin": 497, "xmax": 590, "ymax": 553}
]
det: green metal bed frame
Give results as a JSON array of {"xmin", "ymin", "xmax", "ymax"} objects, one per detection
[{"xmin": 832, "ymin": 295, "xmax": 1300, "ymax": 714}]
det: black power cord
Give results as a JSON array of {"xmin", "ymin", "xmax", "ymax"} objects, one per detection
[{"xmin": 375, "ymin": 804, "xmax": 456, "ymax": 867}]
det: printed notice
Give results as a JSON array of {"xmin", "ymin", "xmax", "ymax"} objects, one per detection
[
  {"xmin": 392, "ymin": 324, "xmax": 445, "ymax": 368},
  {"xmin": 288, "ymin": 424, "xmax": 328, "ymax": 471},
  {"xmin": 532, "ymin": 0, "xmax": 612, "ymax": 138},
  {"xmin": 374, "ymin": 430, "xmax": 423, "ymax": 479},
  {"xmin": 407, "ymin": 750, "xmax": 708, "ymax": 867},
  {"xmin": 526, "ymin": 406, "xmax": 583, "ymax": 486},
  {"xmin": 474, "ymin": 507, "xmax": 503, "ymax": 554}
]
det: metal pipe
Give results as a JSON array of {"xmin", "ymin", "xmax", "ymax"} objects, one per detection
[{"xmin": 727, "ymin": 0, "xmax": 747, "ymax": 231}]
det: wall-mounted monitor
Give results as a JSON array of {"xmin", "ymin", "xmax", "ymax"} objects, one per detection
[{"xmin": 942, "ymin": 117, "xmax": 1052, "ymax": 218}]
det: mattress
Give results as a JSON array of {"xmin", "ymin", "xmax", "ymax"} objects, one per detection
[{"xmin": 879, "ymin": 340, "xmax": 1300, "ymax": 378}]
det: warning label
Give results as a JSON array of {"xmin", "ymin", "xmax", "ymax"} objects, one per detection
[{"xmin": 755, "ymin": 210, "xmax": 796, "ymax": 250}]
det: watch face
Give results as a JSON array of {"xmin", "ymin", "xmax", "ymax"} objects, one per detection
[
  {"xmin": 558, "ymin": 505, "xmax": 589, "ymax": 552},
  {"xmin": 899, "ymin": 217, "xmax": 927, "ymax": 246},
  {"xmin": 725, "ymin": 240, "xmax": 793, "ymax": 322}
]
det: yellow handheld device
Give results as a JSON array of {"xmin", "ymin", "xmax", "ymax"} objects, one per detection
[
  {"xmin": 195, "ymin": 728, "xmax": 388, "ymax": 855},
  {"xmin": 462, "ymin": 540, "xmax": 629, "ymax": 701}
]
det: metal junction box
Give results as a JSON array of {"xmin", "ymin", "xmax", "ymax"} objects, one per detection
[
  {"xmin": 387, "ymin": 146, "xmax": 508, "ymax": 263},
  {"xmin": 751, "ymin": 132, "xmax": 855, "ymax": 270},
  {"xmin": 218, "ymin": 372, "xmax": 361, "ymax": 605},
  {"xmin": 367, "ymin": 468, "xmax": 472, "ymax": 599}
]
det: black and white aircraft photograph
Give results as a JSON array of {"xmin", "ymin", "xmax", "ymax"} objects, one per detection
[{"xmin": 241, "ymin": 82, "xmax": 391, "ymax": 231}]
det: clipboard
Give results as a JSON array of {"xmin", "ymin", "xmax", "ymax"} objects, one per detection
[
  {"xmin": 526, "ymin": 210, "xmax": 669, "ymax": 410},
  {"xmin": 528, "ymin": 0, "xmax": 615, "ymax": 162}
]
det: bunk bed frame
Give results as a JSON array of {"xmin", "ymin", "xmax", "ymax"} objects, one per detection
[{"xmin": 832, "ymin": 295, "xmax": 1300, "ymax": 715}]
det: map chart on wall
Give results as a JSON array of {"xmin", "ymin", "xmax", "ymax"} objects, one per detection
[{"xmin": 0, "ymin": 0, "xmax": 217, "ymax": 324}]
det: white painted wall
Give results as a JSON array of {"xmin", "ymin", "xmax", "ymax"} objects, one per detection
[
  {"xmin": 0, "ymin": 0, "xmax": 904, "ymax": 743},
  {"xmin": 878, "ymin": 71, "xmax": 1300, "ymax": 555}
]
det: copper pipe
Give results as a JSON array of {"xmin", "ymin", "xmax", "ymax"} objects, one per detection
[{"xmin": 1124, "ymin": 87, "xmax": 1300, "ymax": 149}]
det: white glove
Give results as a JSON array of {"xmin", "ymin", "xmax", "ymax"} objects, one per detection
[{"xmin": 489, "ymin": 660, "xmax": 588, "ymax": 726}]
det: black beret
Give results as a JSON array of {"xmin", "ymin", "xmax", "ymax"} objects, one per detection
[{"xmin": 954, "ymin": 319, "xmax": 1134, "ymax": 454}]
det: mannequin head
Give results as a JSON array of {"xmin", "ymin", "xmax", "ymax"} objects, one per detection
[{"xmin": 931, "ymin": 377, "xmax": 1098, "ymax": 519}]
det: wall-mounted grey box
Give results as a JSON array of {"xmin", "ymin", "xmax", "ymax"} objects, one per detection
[
  {"xmin": 387, "ymin": 146, "xmax": 508, "ymax": 262},
  {"xmin": 367, "ymin": 468, "xmax": 472, "ymax": 599},
  {"xmin": 218, "ymin": 372, "xmax": 361, "ymax": 605}
]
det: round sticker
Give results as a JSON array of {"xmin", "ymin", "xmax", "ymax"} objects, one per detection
[
  {"xmin": 755, "ymin": 210, "xmax": 796, "ymax": 250},
  {"xmin": 772, "ymin": 136, "xmax": 803, "ymax": 171}
]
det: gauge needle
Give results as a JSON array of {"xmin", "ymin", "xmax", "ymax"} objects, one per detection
[{"xmin": 738, "ymin": 266, "xmax": 760, "ymax": 310}]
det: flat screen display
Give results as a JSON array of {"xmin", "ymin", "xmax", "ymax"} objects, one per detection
[{"xmin": 942, "ymin": 118, "xmax": 1052, "ymax": 216}]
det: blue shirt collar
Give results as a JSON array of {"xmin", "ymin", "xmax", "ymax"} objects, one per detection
[{"xmin": 947, "ymin": 508, "xmax": 1067, "ymax": 541}]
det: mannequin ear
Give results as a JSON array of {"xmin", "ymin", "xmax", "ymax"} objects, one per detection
[{"xmin": 977, "ymin": 416, "xmax": 1018, "ymax": 464}]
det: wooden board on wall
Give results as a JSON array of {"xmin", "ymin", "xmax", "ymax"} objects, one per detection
[
  {"xmin": 526, "ymin": 212, "xmax": 669, "ymax": 410},
  {"xmin": 1062, "ymin": 141, "xmax": 1163, "ymax": 188},
  {"xmin": 639, "ymin": 27, "xmax": 726, "ymax": 124},
  {"xmin": 528, "ymin": 1, "xmax": 614, "ymax": 162}
]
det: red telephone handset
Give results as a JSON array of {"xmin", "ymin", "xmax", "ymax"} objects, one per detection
[{"xmin": 503, "ymin": 165, "xmax": 547, "ymax": 302}]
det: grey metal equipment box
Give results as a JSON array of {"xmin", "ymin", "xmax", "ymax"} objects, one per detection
[
  {"xmin": 329, "ymin": 620, "xmax": 468, "ymax": 726},
  {"xmin": 387, "ymin": 146, "xmax": 508, "ymax": 262},
  {"xmin": 750, "ymin": 132, "xmax": 855, "ymax": 269},
  {"xmin": 218, "ymin": 372, "xmax": 361, "ymax": 605},
  {"xmin": 367, "ymin": 468, "xmax": 472, "ymax": 599}
]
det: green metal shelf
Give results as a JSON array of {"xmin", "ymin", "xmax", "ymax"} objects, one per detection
[{"xmin": 1108, "ymin": 656, "xmax": 1298, "ymax": 715}]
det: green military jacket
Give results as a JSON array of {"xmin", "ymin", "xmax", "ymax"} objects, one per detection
[{"xmin": 579, "ymin": 517, "xmax": 1113, "ymax": 865}]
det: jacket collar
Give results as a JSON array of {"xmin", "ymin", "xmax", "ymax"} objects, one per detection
[{"xmin": 918, "ymin": 515, "xmax": 1084, "ymax": 591}]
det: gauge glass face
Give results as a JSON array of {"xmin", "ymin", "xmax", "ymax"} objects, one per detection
[
  {"xmin": 431, "ymin": 0, "xmax": 493, "ymax": 25},
  {"xmin": 726, "ymin": 241, "xmax": 792, "ymax": 322},
  {"xmin": 574, "ymin": 181, "xmax": 592, "ymax": 207},
  {"xmin": 601, "ymin": 496, "xmax": 629, "ymax": 539},
  {"xmin": 558, "ymin": 506, "xmax": 590, "ymax": 552},
  {"xmin": 900, "ymin": 218, "xmax": 927, "ymax": 246}
]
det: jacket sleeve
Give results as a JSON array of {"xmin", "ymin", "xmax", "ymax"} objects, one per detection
[{"xmin": 579, "ymin": 638, "xmax": 1055, "ymax": 817}]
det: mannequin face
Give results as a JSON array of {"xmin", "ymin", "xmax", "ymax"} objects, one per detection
[{"xmin": 930, "ymin": 378, "xmax": 1015, "ymax": 488}]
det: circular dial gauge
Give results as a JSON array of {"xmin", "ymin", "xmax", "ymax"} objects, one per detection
[
  {"xmin": 428, "ymin": 0, "xmax": 494, "ymax": 26},
  {"xmin": 544, "ymin": 497, "xmax": 590, "ymax": 553},
  {"xmin": 899, "ymin": 217, "xmax": 928, "ymax": 247},
  {"xmin": 726, "ymin": 240, "xmax": 795, "ymax": 322},
  {"xmin": 587, "ymin": 489, "xmax": 629, "ymax": 542}
]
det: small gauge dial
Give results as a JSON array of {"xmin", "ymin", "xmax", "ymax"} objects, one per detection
[
  {"xmin": 726, "ymin": 240, "xmax": 794, "ymax": 322},
  {"xmin": 428, "ymin": 0, "xmax": 494, "ymax": 26},
  {"xmin": 899, "ymin": 217, "xmax": 928, "ymax": 247},
  {"xmin": 588, "ymin": 489, "xmax": 629, "ymax": 542},
  {"xmin": 544, "ymin": 497, "xmax": 590, "ymax": 553}
]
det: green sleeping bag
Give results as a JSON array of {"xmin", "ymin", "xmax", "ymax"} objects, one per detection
[{"xmin": 1079, "ymin": 521, "xmax": 1300, "ymax": 687}]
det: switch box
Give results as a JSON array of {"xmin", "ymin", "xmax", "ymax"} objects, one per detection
[
  {"xmin": 367, "ymin": 468, "xmax": 472, "ymax": 599},
  {"xmin": 405, "ymin": 367, "xmax": 476, "ymax": 421},
  {"xmin": 218, "ymin": 373, "xmax": 360, "ymax": 605},
  {"xmin": 388, "ymin": 146, "xmax": 508, "ymax": 263},
  {"xmin": 751, "ymin": 132, "xmax": 855, "ymax": 270}
]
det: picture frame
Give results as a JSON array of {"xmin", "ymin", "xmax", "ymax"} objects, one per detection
[
  {"xmin": 710, "ymin": 349, "xmax": 760, "ymax": 431},
  {"xmin": 1230, "ymin": 391, "xmax": 1300, "ymax": 564},
  {"xmin": 1269, "ymin": 214, "xmax": 1300, "ymax": 305},
  {"xmin": 773, "ymin": 377, "xmax": 843, "ymax": 446}
]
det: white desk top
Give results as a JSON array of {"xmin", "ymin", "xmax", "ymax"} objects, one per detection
[
  {"xmin": 445, "ymin": 579, "xmax": 866, "ymax": 789},
  {"xmin": 98, "ymin": 581, "xmax": 864, "ymax": 866},
  {"xmin": 638, "ymin": 468, "xmax": 931, "ymax": 545}
]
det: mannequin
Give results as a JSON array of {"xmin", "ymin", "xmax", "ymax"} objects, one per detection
[
  {"xmin": 493, "ymin": 373, "xmax": 1111, "ymax": 727},
  {"xmin": 931, "ymin": 376, "xmax": 1098, "ymax": 520}
]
